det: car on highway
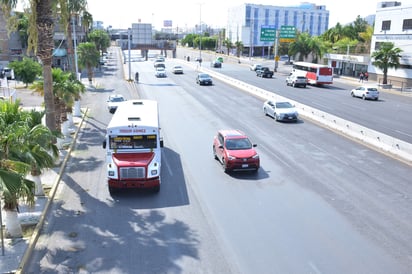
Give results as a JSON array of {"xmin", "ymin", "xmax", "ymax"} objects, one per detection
[
  {"xmin": 249, "ymin": 64, "xmax": 262, "ymax": 71},
  {"xmin": 196, "ymin": 73, "xmax": 213, "ymax": 85},
  {"xmin": 107, "ymin": 94, "xmax": 126, "ymax": 114},
  {"xmin": 211, "ymin": 60, "xmax": 222, "ymax": 68},
  {"xmin": 262, "ymin": 100, "xmax": 299, "ymax": 122},
  {"xmin": 256, "ymin": 67, "xmax": 273, "ymax": 78},
  {"xmin": 155, "ymin": 67, "xmax": 167, "ymax": 78},
  {"xmin": 286, "ymin": 73, "xmax": 307, "ymax": 88},
  {"xmin": 213, "ymin": 129, "xmax": 260, "ymax": 173},
  {"xmin": 350, "ymin": 85, "xmax": 379, "ymax": 100},
  {"xmin": 154, "ymin": 62, "xmax": 165, "ymax": 69},
  {"xmin": 172, "ymin": 65, "xmax": 184, "ymax": 74}
]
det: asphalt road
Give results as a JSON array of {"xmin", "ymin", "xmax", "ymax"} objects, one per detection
[{"xmin": 22, "ymin": 47, "xmax": 412, "ymax": 273}]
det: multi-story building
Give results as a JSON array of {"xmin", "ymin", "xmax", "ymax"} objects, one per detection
[
  {"xmin": 227, "ymin": 2, "xmax": 329, "ymax": 57},
  {"xmin": 0, "ymin": 8, "xmax": 24, "ymax": 69},
  {"xmin": 369, "ymin": 1, "xmax": 412, "ymax": 87}
]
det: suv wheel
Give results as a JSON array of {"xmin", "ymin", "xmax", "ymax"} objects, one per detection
[
  {"xmin": 222, "ymin": 158, "xmax": 230, "ymax": 173},
  {"xmin": 213, "ymin": 146, "xmax": 218, "ymax": 160}
]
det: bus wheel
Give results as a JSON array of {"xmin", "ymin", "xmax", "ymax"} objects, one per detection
[
  {"xmin": 108, "ymin": 187, "xmax": 117, "ymax": 195},
  {"xmin": 153, "ymin": 185, "xmax": 160, "ymax": 193}
]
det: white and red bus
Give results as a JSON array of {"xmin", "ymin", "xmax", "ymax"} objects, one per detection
[
  {"xmin": 103, "ymin": 99, "xmax": 163, "ymax": 194},
  {"xmin": 292, "ymin": 62, "xmax": 333, "ymax": 85}
]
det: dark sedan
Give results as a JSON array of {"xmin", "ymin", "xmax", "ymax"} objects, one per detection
[
  {"xmin": 196, "ymin": 73, "xmax": 213, "ymax": 85},
  {"xmin": 211, "ymin": 60, "xmax": 222, "ymax": 68}
]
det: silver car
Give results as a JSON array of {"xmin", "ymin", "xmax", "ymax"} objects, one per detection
[
  {"xmin": 351, "ymin": 86, "xmax": 379, "ymax": 100},
  {"xmin": 263, "ymin": 100, "xmax": 299, "ymax": 122}
]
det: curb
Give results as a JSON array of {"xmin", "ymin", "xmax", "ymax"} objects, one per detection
[{"xmin": 15, "ymin": 108, "xmax": 89, "ymax": 274}]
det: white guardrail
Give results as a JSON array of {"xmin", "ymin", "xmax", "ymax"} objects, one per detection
[{"xmin": 189, "ymin": 62, "xmax": 412, "ymax": 165}]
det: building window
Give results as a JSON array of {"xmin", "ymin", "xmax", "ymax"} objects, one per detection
[
  {"xmin": 381, "ymin": 20, "xmax": 391, "ymax": 31},
  {"xmin": 374, "ymin": 42, "xmax": 382, "ymax": 51},
  {"xmin": 403, "ymin": 19, "xmax": 412, "ymax": 30}
]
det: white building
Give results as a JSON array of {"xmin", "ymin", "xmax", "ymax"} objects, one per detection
[
  {"xmin": 226, "ymin": 2, "xmax": 329, "ymax": 57},
  {"xmin": 370, "ymin": 1, "xmax": 412, "ymax": 87}
]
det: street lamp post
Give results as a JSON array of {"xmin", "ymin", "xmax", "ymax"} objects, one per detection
[
  {"xmin": 72, "ymin": 15, "xmax": 81, "ymax": 117},
  {"xmin": 128, "ymin": 28, "xmax": 132, "ymax": 81},
  {"xmin": 198, "ymin": 3, "xmax": 204, "ymax": 66}
]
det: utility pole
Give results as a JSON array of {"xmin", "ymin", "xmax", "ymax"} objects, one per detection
[{"xmin": 274, "ymin": 30, "xmax": 279, "ymax": 72}]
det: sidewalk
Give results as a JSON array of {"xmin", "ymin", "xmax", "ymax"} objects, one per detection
[{"xmin": 0, "ymin": 91, "xmax": 87, "ymax": 274}]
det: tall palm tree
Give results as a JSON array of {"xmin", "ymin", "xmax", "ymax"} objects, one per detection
[
  {"xmin": 0, "ymin": 100, "xmax": 57, "ymax": 237},
  {"xmin": 77, "ymin": 42, "xmax": 100, "ymax": 82},
  {"xmin": 371, "ymin": 42, "xmax": 402, "ymax": 85},
  {"xmin": 57, "ymin": 0, "xmax": 88, "ymax": 73},
  {"xmin": 1, "ymin": 0, "xmax": 57, "ymax": 132},
  {"xmin": 81, "ymin": 10, "xmax": 93, "ymax": 37}
]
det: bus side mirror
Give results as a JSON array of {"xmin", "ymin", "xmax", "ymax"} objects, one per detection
[
  {"xmin": 160, "ymin": 138, "xmax": 164, "ymax": 148},
  {"xmin": 102, "ymin": 140, "xmax": 106, "ymax": 149}
]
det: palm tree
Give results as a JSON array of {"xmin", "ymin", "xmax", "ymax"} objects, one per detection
[
  {"xmin": 1, "ymin": 0, "xmax": 57, "ymax": 132},
  {"xmin": 357, "ymin": 25, "xmax": 374, "ymax": 54},
  {"xmin": 222, "ymin": 38, "xmax": 233, "ymax": 56},
  {"xmin": 234, "ymin": 41, "xmax": 244, "ymax": 58},
  {"xmin": 57, "ymin": 0, "xmax": 88, "ymax": 73},
  {"xmin": 77, "ymin": 42, "xmax": 100, "ymax": 83},
  {"xmin": 81, "ymin": 10, "xmax": 93, "ymax": 37},
  {"xmin": 289, "ymin": 32, "xmax": 313, "ymax": 61},
  {"xmin": 371, "ymin": 42, "xmax": 402, "ymax": 85},
  {"xmin": 0, "ymin": 100, "xmax": 57, "ymax": 237},
  {"xmin": 308, "ymin": 36, "xmax": 326, "ymax": 63}
]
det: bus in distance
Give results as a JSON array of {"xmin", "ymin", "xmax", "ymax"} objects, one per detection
[
  {"xmin": 292, "ymin": 62, "xmax": 333, "ymax": 85},
  {"xmin": 102, "ymin": 99, "xmax": 163, "ymax": 194}
]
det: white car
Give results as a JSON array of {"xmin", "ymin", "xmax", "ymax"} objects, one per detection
[
  {"xmin": 172, "ymin": 65, "xmax": 184, "ymax": 74},
  {"xmin": 107, "ymin": 94, "xmax": 126, "ymax": 113},
  {"xmin": 262, "ymin": 100, "xmax": 299, "ymax": 122},
  {"xmin": 351, "ymin": 86, "xmax": 379, "ymax": 100},
  {"xmin": 155, "ymin": 67, "xmax": 167, "ymax": 78}
]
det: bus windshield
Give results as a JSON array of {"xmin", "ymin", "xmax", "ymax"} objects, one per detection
[{"xmin": 109, "ymin": 134, "xmax": 157, "ymax": 149}]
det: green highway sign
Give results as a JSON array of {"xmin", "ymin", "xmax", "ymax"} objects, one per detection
[
  {"xmin": 280, "ymin": 26, "xmax": 296, "ymax": 39},
  {"xmin": 260, "ymin": 25, "xmax": 276, "ymax": 42}
]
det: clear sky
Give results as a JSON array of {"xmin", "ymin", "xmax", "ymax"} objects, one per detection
[{"xmin": 86, "ymin": 0, "xmax": 378, "ymax": 30}]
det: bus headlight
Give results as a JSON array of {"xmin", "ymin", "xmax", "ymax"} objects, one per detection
[
  {"xmin": 151, "ymin": 170, "xmax": 158, "ymax": 176},
  {"xmin": 108, "ymin": 171, "xmax": 115, "ymax": 176}
]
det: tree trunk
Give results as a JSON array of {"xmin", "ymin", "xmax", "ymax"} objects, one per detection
[
  {"xmin": 4, "ymin": 209, "xmax": 23, "ymax": 238},
  {"xmin": 383, "ymin": 68, "xmax": 388, "ymax": 85},
  {"xmin": 66, "ymin": 18, "xmax": 76, "ymax": 73},
  {"xmin": 37, "ymin": 0, "xmax": 57, "ymax": 132}
]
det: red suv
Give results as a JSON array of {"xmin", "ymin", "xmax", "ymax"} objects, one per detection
[{"xmin": 213, "ymin": 129, "xmax": 260, "ymax": 173}]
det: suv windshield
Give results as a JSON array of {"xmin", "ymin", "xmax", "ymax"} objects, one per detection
[{"xmin": 225, "ymin": 138, "xmax": 252, "ymax": 150}]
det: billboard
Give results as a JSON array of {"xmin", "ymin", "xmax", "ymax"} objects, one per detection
[{"xmin": 163, "ymin": 20, "xmax": 172, "ymax": 27}]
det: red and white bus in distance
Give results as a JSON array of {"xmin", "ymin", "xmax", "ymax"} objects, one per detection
[
  {"xmin": 292, "ymin": 62, "xmax": 333, "ymax": 85},
  {"xmin": 102, "ymin": 99, "xmax": 163, "ymax": 194}
]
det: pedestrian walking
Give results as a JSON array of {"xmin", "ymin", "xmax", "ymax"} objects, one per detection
[
  {"xmin": 359, "ymin": 72, "xmax": 364, "ymax": 83},
  {"xmin": 364, "ymin": 72, "xmax": 369, "ymax": 81}
]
